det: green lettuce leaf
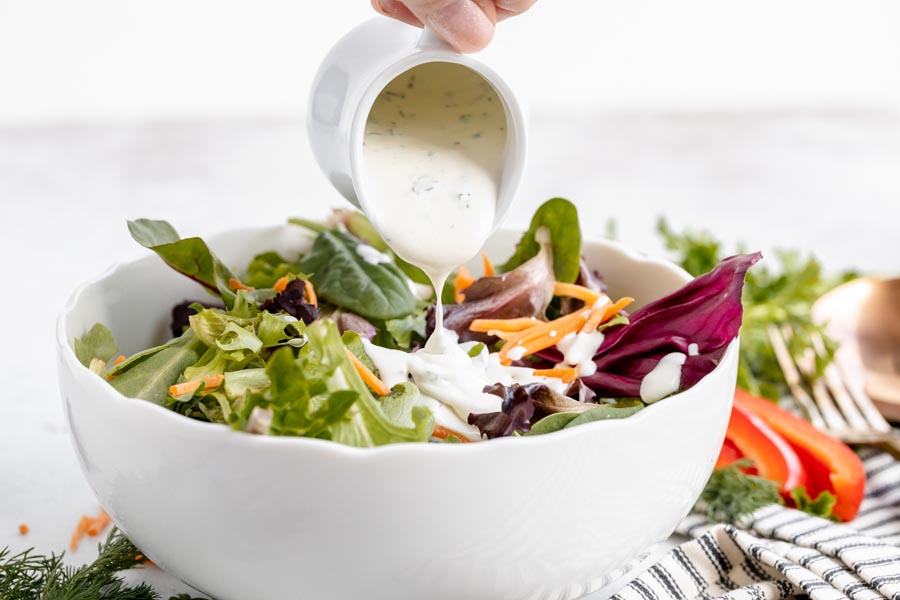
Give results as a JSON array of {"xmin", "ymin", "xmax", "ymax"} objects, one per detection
[
  {"xmin": 499, "ymin": 197, "xmax": 582, "ymax": 283},
  {"xmin": 127, "ymin": 219, "xmax": 238, "ymax": 309},
  {"xmin": 74, "ymin": 323, "xmax": 118, "ymax": 368},
  {"xmin": 107, "ymin": 329, "xmax": 206, "ymax": 404},
  {"xmin": 299, "ymin": 230, "xmax": 415, "ymax": 320},
  {"xmin": 235, "ymin": 320, "xmax": 432, "ymax": 445}
]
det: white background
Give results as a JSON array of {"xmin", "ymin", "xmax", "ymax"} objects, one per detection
[{"xmin": 1, "ymin": 0, "xmax": 900, "ymax": 121}]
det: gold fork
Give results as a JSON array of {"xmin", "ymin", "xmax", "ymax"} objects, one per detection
[{"xmin": 767, "ymin": 323, "xmax": 900, "ymax": 454}]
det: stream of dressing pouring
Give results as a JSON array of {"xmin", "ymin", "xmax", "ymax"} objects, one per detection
[{"xmin": 359, "ymin": 62, "xmax": 567, "ymax": 438}]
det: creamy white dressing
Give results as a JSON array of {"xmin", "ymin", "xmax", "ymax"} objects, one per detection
[
  {"xmin": 556, "ymin": 330, "xmax": 606, "ymax": 377},
  {"xmin": 356, "ymin": 243, "xmax": 393, "ymax": 265},
  {"xmin": 363, "ymin": 336, "xmax": 568, "ymax": 440},
  {"xmin": 639, "ymin": 352, "xmax": 687, "ymax": 403},
  {"xmin": 363, "ymin": 61, "xmax": 508, "ymax": 351}
]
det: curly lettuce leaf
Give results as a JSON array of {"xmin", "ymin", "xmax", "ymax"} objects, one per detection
[
  {"xmin": 235, "ymin": 320, "xmax": 432, "ymax": 445},
  {"xmin": 499, "ymin": 197, "xmax": 581, "ymax": 283}
]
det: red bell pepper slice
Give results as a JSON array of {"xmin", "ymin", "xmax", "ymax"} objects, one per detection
[
  {"xmin": 722, "ymin": 402, "xmax": 807, "ymax": 495},
  {"xmin": 734, "ymin": 388, "xmax": 866, "ymax": 521},
  {"xmin": 715, "ymin": 438, "xmax": 744, "ymax": 470}
]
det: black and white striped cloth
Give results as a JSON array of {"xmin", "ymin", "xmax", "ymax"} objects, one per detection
[{"xmin": 614, "ymin": 448, "xmax": 900, "ymax": 600}]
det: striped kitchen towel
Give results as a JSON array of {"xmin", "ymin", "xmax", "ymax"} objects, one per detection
[{"xmin": 613, "ymin": 448, "xmax": 900, "ymax": 600}]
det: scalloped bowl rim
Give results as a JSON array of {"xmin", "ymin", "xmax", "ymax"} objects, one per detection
[{"xmin": 56, "ymin": 225, "xmax": 738, "ymax": 458}]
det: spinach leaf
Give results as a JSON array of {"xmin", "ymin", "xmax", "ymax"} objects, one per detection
[
  {"xmin": 528, "ymin": 403, "xmax": 643, "ymax": 435},
  {"xmin": 74, "ymin": 323, "xmax": 118, "ymax": 368},
  {"xmin": 108, "ymin": 329, "xmax": 206, "ymax": 404},
  {"xmin": 565, "ymin": 404, "xmax": 643, "ymax": 427},
  {"xmin": 499, "ymin": 198, "xmax": 582, "ymax": 283},
  {"xmin": 325, "ymin": 209, "xmax": 432, "ymax": 285},
  {"xmin": 127, "ymin": 219, "xmax": 238, "ymax": 309},
  {"xmin": 528, "ymin": 412, "xmax": 580, "ymax": 435},
  {"xmin": 299, "ymin": 230, "xmax": 415, "ymax": 321}
]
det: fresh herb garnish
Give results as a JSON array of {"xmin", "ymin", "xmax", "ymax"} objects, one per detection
[
  {"xmin": 0, "ymin": 528, "xmax": 209, "ymax": 600},
  {"xmin": 699, "ymin": 460, "xmax": 783, "ymax": 524}
]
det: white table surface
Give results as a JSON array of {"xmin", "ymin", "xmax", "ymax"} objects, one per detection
[{"xmin": 1, "ymin": 111, "xmax": 898, "ymax": 598}]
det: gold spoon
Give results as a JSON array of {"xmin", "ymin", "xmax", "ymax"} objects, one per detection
[{"xmin": 813, "ymin": 278, "xmax": 900, "ymax": 423}]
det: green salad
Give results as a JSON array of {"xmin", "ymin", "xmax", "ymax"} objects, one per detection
[{"xmin": 76, "ymin": 199, "xmax": 758, "ymax": 446}]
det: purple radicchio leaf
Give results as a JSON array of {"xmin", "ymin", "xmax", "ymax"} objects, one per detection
[
  {"xmin": 468, "ymin": 383, "xmax": 541, "ymax": 439},
  {"xmin": 260, "ymin": 279, "xmax": 320, "ymax": 325},
  {"xmin": 337, "ymin": 312, "xmax": 378, "ymax": 341},
  {"xmin": 431, "ymin": 244, "xmax": 555, "ymax": 343},
  {"xmin": 580, "ymin": 252, "xmax": 761, "ymax": 398}
]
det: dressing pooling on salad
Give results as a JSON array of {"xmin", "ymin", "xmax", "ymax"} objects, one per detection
[
  {"xmin": 79, "ymin": 199, "xmax": 759, "ymax": 446},
  {"xmin": 362, "ymin": 61, "xmax": 507, "ymax": 353}
]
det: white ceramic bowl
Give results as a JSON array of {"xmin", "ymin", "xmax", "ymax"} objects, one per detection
[{"xmin": 56, "ymin": 226, "xmax": 738, "ymax": 600}]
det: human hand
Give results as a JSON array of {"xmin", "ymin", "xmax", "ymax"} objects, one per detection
[{"xmin": 371, "ymin": 0, "xmax": 536, "ymax": 53}]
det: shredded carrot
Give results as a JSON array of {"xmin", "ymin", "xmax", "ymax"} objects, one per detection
[
  {"xmin": 579, "ymin": 305, "xmax": 607, "ymax": 333},
  {"xmin": 432, "ymin": 424, "xmax": 472, "ymax": 443},
  {"xmin": 273, "ymin": 275, "xmax": 290, "ymax": 292},
  {"xmin": 482, "ymin": 252, "xmax": 495, "ymax": 277},
  {"xmin": 487, "ymin": 330, "xmax": 523, "ymax": 342},
  {"xmin": 70, "ymin": 510, "xmax": 111, "ymax": 551},
  {"xmin": 168, "ymin": 373, "xmax": 224, "ymax": 398},
  {"xmin": 553, "ymin": 282, "xmax": 602, "ymax": 305},
  {"xmin": 498, "ymin": 308, "xmax": 590, "ymax": 365},
  {"xmin": 469, "ymin": 317, "xmax": 539, "ymax": 333},
  {"xmin": 18, "ymin": 524, "xmax": 28, "ymax": 535},
  {"xmin": 602, "ymin": 296, "xmax": 634, "ymax": 321},
  {"xmin": 303, "ymin": 279, "xmax": 318, "ymax": 307},
  {"xmin": 345, "ymin": 348, "xmax": 390, "ymax": 396},
  {"xmin": 112, "ymin": 355, "xmax": 125, "ymax": 366},
  {"xmin": 533, "ymin": 367, "xmax": 578, "ymax": 383},
  {"xmin": 453, "ymin": 266, "xmax": 475, "ymax": 304},
  {"xmin": 228, "ymin": 278, "xmax": 254, "ymax": 292}
]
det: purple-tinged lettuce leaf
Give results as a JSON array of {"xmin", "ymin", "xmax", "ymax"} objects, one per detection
[
  {"xmin": 171, "ymin": 300, "xmax": 224, "ymax": 337},
  {"xmin": 337, "ymin": 312, "xmax": 378, "ymax": 341},
  {"xmin": 468, "ymin": 383, "xmax": 541, "ymax": 439},
  {"xmin": 581, "ymin": 252, "xmax": 761, "ymax": 397},
  {"xmin": 435, "ymin": 244, "xmax": 555, "ymax": 343}
]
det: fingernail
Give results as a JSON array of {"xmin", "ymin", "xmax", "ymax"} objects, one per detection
[{"xmin": 423, "ymin": 0, "xmax": 495, "ymax": 53}]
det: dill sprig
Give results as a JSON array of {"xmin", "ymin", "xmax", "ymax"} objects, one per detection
[
  {"xmin": 0, "ymin": 529, "xmax": 209, "ymax": 600},
  {"xmin": 699, "ymin": 460, "xmax": 783, "ymax": 524}
]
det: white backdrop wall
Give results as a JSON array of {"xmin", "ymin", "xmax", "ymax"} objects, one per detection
[{"xmin": 0, "ymin": 0, "xmax": 899, "ymax": 123}]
